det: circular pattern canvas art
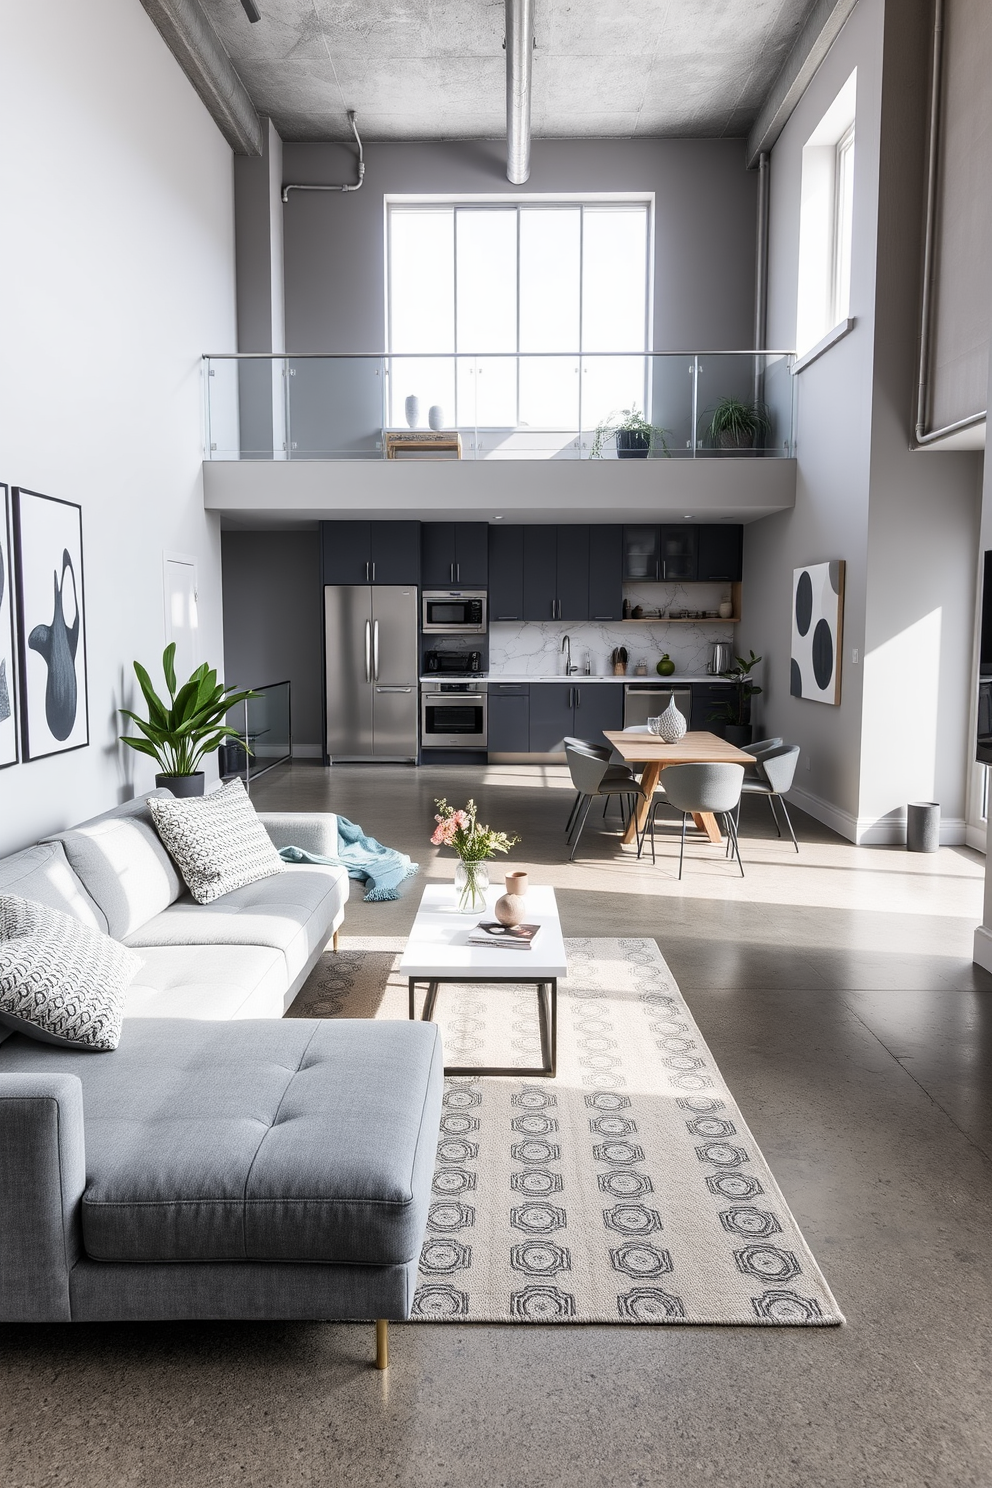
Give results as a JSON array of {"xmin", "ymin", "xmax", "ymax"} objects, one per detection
[{"xmin": 790, "ymin": 560, "xmax": 845, "ymax": 705}]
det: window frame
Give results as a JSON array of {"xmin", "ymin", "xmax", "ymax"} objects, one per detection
[{"xmin": 384, "ymin": 196, "xmax": 654, "ymax": 432}]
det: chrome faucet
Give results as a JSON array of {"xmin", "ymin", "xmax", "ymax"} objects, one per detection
[{"xmin": 561, "ymin": 634, "xmax": 579, "ymax": 675}]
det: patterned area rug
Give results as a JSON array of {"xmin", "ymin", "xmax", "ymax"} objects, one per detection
[{"xmin": 290, "ymin": 937, "xmax": 844, "ymax": 1327}]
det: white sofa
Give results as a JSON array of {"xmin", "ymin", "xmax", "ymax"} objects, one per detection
[{"xmin": 0, "ymin": 789, "xmax": 348, "ymax": 1019}]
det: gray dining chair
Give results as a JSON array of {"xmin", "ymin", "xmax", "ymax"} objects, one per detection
[
  {"xmin": 737, "ymin": 743, "xmax": 800, "ymax": 851},
  {"xmin": 742, "ymin": 737, "xmax": 784, "ymax": 777},
  {"xmin": 563, "ymin": 735, "xmax": 637, "ymax": 836},
  {"xmin": 640, "ymin": 761, "xmax": 745, "ymax": 878},
  {"xmin": 564, "ymin": 742, "xmax": 644, "ymax": 860}
]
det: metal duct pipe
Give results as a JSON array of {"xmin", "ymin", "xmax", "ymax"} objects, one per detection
[
  {"xmin": 506, "ymin": 0, "xmax": 534, "ymax": 185},
  {"xmin": 752, "ymin": 151, "xmax": 770, "ymax": 407}
]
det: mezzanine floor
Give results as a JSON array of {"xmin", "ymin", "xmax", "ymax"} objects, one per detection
[{"xmin": 3, "ymin": 761, "xmax": 992, "ymax": 1488}]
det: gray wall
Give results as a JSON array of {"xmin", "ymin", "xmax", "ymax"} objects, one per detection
[
  {"xmin": 280, "ymin": 138, "xmax": 758, "ymax": 354},
  {"xmin": 741, "ymin": 0, "xmax": 981, "ymax": 843},
  {"xmin": 221, "ymin": 530, "xmax": 323, "ymax": 753}
]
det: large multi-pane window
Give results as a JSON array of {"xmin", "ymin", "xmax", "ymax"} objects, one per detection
[{"xmin": 386, "ymin": 201, "xmax": 650, "ymax": 432}]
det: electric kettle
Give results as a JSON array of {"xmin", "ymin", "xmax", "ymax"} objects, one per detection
[{"xmin": 708, "ymin": 640, "xmax": 733, "ymax": 675}]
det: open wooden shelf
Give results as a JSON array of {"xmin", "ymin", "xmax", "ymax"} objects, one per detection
[{"xmin": 620, "ymin": 617, "xmax": 740, "ymax": 624}]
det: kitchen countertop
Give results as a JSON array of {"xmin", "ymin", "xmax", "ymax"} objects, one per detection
[{"xmin": 419, "ymin": 674, "xmax": 732, "ymax": 684}]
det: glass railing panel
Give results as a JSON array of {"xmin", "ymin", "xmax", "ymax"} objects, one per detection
[
  {"xmin": 202, "ymin": 352, "xmax": 795, "ymax": 461},
  {"xmin": 221, "ymin": 680, "xmax": 292, "ymax": 788}
]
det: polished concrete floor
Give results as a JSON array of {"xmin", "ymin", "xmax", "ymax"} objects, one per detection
[{"xmin": 4, "ymin": 761, "xmax": 992, "ymax": 1488}]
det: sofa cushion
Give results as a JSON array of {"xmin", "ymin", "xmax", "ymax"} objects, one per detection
[
  {"xmin": 123, "ymin": 944, "xmax": 288, "ymax": 1020},
  {"xmin": 0, "ymin": 895, "xmax": 141, "ymax": 1051},
  {"xmin": 0, "ymin": 1018, "xmax": 444, "ymax": 1265},
  {"xmin": 149, "ymin": 779, "xmax": 284, "ymax": 905},
  {"xmin": 0, "ymin": 841, "xmax": 108, "ymax": 933},
  {"xmin": 123, "ymin": 864, "xmax": 347, "ymax": 987},
  {"xmin": 46, "ymin": 803, "xmax": 184, "ymax": 940}
]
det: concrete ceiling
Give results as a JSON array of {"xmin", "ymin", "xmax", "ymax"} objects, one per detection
[{"xmin": 198, "ymin": 0, "xmax": 819, "ymax": 143}]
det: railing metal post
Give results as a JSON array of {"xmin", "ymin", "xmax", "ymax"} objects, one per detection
[{"xmin": 691, "ymin": 355, "xmax": 699, "ymax": 458}]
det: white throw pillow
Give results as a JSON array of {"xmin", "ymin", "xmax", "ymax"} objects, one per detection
[
  {"xmin": 0, "ymin": 895, "xmax": 141, "ymax": 1050},
  {"xmin": 148, "ymin": 777, "xmax": 285, "ymax": 905}
]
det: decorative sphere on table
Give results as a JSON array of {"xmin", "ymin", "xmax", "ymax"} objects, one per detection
[
  {"xmin": 656, "ymin": 693, "xmax": 687, "ymax": 744},
  {"xmin": 495, "ymin": 870, "xmax": 528, "ymax": 927},
  {"xmin": 656, "ymin": 654, "xmax": 675, "ymax": 676}
]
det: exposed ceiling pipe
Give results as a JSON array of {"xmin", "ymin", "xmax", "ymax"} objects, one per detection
[
  {"xmin": 752, "ymin": 151, "xmax": 770, "ymax": 406},
  {"xmin": 138, "ymin": 0, "xmax": 263, "ymax": 155},
  {"xmin": 505, "ymin": 0, "xmax": 534, "ymax": 185},
  {"xmin": 281, "ymin": 113, "xmax": 365, "ymax": 203}
]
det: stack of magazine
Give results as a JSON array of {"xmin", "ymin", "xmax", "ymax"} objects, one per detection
[{"xmin": 467, "ymin": 921, "xmax": 541, "ymax": 951}]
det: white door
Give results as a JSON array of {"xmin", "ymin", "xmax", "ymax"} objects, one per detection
[{"xmin": 163, "ymin": 555, "xmax": 199, "ymax": 685}]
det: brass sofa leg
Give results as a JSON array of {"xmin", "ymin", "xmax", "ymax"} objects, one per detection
[
  {"xmin": 375, "ymin": 1318, "xmax": 389, "ymax": 1370},
  {"xmin": 333, "ymin": 930, "xmax": 340, "ymax": 952}
]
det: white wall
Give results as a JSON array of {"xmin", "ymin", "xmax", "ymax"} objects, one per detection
[
  {"xmin": 0, "ymin": 0, "xmax": 236, "ymax": 855},
  {"xmin": 742, "ymin": 0, "xmax": 981, "ymax": 843}
]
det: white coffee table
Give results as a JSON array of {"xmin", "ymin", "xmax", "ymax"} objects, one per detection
[{"xmin": 399, "ymin": 884, "xmax": 568, "ymax": 1078}]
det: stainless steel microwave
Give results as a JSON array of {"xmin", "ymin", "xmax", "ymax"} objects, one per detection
[{"xmin": 421, "ymin": 590, "xmax": 488, "ymax": 634}]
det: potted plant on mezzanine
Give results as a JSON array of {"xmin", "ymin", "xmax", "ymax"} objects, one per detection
[
  {"xmin": 591, "ymin": 406, "xmax": 672, "ymax": 459},
  {"xmin": 119, "ymin": 643, "xmax": 258, "ymax": 797},
  {"xmin": 704, "ymin": 397, "xmax": 770, "ymax": 455},
  {"xmin": 708, "ymin": 650, "xmax": 763, "ymax": 747}
]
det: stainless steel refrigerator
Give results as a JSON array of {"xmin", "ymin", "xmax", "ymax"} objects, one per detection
[{"xmin": 324, "ymin": 586, "xmax": 419, "ymax": 761}]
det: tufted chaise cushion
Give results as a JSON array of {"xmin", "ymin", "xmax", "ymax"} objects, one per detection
[{"xmin": 0, "ymin": 1017, "xmax": 443, "ymax": 1267}]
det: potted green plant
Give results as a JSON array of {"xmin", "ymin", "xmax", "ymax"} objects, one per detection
[
  {"xmin": 591, "ymin": 406, "xmax": 672, "ymax": 459},
  {"xmin": 709, "ymin": 650, "xmax": 762, "ymax": 746},
  {"xmin": 119, "ymin": 644, "xmax": 258, "ymax": 797},
  {"xmin": 704, "ymin": 397, "xmax": 770, "ymax": 454}
]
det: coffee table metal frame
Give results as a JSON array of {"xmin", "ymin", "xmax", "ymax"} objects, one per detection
[{"xmin": 407, "ymin": 974, "xmax": 558, "ymax": 1078}]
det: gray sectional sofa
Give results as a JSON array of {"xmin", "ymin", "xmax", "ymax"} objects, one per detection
[{"xmin": 0, "ymin": 791, "xmax": 442, "ymax": 1366}]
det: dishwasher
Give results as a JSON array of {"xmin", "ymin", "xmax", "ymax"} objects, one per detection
[{"xmin": 623, "ymin": 685, "xmax": 691, "ymax": 730}]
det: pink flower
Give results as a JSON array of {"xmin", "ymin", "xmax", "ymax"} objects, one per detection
[
  {"xmin": 431, "ymin": 819, "xmax": 459, "ymax": 847},
  {"xmin": 451, "ymin": 810, "xmax": 469, "ymax": 828}
]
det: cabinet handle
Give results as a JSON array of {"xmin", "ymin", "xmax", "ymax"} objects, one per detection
[
  {"xmin": 567, "ymin": 687, "xmax": 573, "ymax": 708},
  {"xmin": 496, "ymin": 615, "xmax": 518, "ymax": 620},
  {"xmin": 593, "ymin": 615, "xmax": 612, "ymax": 620},
  {"xmin": 449, "ymin": 563, "xmax": 454, "ymax": 583},
  {"xmin": 575, "ymin": 688, "xmax": 581, "ymax": 707},
  {"xmin": 365, "ymin": 561, "xmax": 370, "ymax": 583},
  {"xmin": 371, "ymin": 562, "xmax": 376, "ymax": 582},
  {"xmin": 456, "ymin": 563, "xmax": 461, "ymax": 583},
  {"xmin": 662, "ymin": 560, "xmax": 666, "ymax": 580}
]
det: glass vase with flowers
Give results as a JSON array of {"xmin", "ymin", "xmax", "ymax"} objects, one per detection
[{"xmin": 431, "ymin": 799, "xmax": 520, "ymax": 914}]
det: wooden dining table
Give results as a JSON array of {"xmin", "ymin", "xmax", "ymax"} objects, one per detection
[{"xmin": 603, "ymin": 730, "xmax": 754, "ymax": 845}]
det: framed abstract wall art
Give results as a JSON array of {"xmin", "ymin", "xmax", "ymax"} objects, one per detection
[
  {"xmin": 12, "ymin": 487, "xmax": 89, "ymax": 760},
  {"xmin": 790, "ymin": 560, "xmax": 845, "ymax": 706},
  {"xmin": 0, "ymin": 484, "xmax": 18, "ymax": 767}
]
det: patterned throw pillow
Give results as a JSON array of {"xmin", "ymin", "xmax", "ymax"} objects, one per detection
[
  {"xmin": 148, "ymin": 777, "xmax": 285, "ymax": 905},
  {"xmin": 0, "ymin": 895, "xmax": 141, "ymax": 1050}
]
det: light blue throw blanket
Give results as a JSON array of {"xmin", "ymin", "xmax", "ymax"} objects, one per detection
[{"xmin": 279, "ymin": 816, "xmax": 419, "ymax": 902}]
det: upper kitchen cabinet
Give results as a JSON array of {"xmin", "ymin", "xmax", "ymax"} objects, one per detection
[
  {"xmin": 587, "ymin": 526, "xmax": 623, "ymax": 620},
  {"xmin": 489, "ymin": 524, "xmax": 525, "ymax": 620},
  {"xmin": 320, "ymin": 521, "xmax": 421, "ymax": 586},
  {"xmin": 696, "ymin": 524, "xmax": 743, "ymax": 582},
  {"xmin": 420, "ymin": 523, "xmax": 489, "ymax": 588},
  {"xmin": 622, "ymin": 526, "xmax": 662, "ymax": 582},
  {"xmin": 658, "ymin": 525, "xmax": 699, "ymax": 582},
  {"xmin": 523, "ymin": 525, "xmax": 590, "ymax": 621}
]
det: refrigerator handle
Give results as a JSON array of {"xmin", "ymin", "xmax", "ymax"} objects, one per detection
[
  {"xmin": 373, "ymin": 619, "xmax": 380, "ymax": 681},
  {"xmin": 364, "ymin": 619, "xmax": 371, "ymax": 683}
]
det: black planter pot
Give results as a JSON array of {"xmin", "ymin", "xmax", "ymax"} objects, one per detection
[
  {"xmin": 155, "ymin": 772, "xmax": 205, "ymax": 798},
  {"xmin": 723, "ymin": 725, "xmax": 753, "ymax": 748},
  {"xmin": 616, "ymin": 430, "xmax": 650, "ymax": 459}
]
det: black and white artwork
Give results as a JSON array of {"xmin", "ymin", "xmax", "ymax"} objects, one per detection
[
  {"xmin": 790, "ymin": 560, "xmax": 845, "ymax": 706},
  {"xmin": 13, "ymin": 488, "xmax": 89, "ymax": 760},
  {"xmin": 0, "ymin": 484, "xmax": 18, "ymax": 768}
]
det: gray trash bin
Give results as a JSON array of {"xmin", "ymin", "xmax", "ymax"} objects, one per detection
[{"xmin": 906, "ymin": 801, "xmax": 939, "ymax": 853}]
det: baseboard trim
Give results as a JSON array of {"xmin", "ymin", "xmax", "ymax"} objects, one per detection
[
  {"xmin": 974, "ymin": 925, "xmax": 992, "ymax": 973},
  {"xmin": 292, "ymin": 746, "xmax": 323, "ymax": 759},
  {"xmin": 786, "ymin": 787, "xmax": 966, "ymax": 846}
]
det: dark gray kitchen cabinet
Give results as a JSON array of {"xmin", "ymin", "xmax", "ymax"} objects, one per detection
[
  {"xmin": 696, "ymin": 524, "xmax": 743, "ymax": 582},
  {"xmin": 528, "ymin": 682, "xmax": 622, "ymax": 751},
  {"xmin": 658, "ymin": 525, "xmax": 698, "ymax": 582},
  {"xmin": 522, "ymin": 526, "xmax": 590, "ymax": 621},
  {"xmin": 587, "ymin": 525, "xmax": 623, "ymax": 620},
  {"xmin": 487, "ymin": 684, "xmax": 530, "ymax": 753},
  {"xmin": 320, "ymin": 521, "xmax": 421, "ymax": 585},
  {"xmin": 420, "ymin": 522, "xmax": 489, "ymax": 588},
  {"xmin": 690, "ymin": 683, "xmax": 733, "ymax": 735},
  {"xmin": 488, "ymin": 524, "xmax": 525, "ymax": 620}
]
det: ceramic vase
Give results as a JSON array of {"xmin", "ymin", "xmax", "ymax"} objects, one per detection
[
  {"xmin": 494, "ymin": 871, "xmax": 528, "ymax": 927},
  {"xmin": 454, "ymin": 859, "xmax": 489, "ymax": 914},
  {"xmin": 404, "ymin": 395, "xmax": 420, "ymax": 429},
  {"xmin": 428, "ymin": 404, "xmax": 445, "ymax": 430},
  {"xmin": 719, "ymin": 600, "xmax": 734, "ymax": 619},
  {"xmin": 657, "ymin": 694, "xmax": 688, "ymax": 744}
]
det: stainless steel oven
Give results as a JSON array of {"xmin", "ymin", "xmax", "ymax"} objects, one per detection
[
  {"xmin": 423, "ymin": 649, "xmax": 483, "ymax": 675},
  {"xmin": 422, "ymin": 590, "xmax": 487, "ymax": 635},
  {"xmin": 420, "ymin": 682, "xmax": 488, "ymax": 748}
]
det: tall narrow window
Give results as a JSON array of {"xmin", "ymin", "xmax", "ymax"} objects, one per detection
[
  {"xmin": 796, "ymin": 71, "xmax": 857, "ymax": 357},
  {"xmin": 386, "ymin": 201, "xmax": 651, "ymax": 437}
]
